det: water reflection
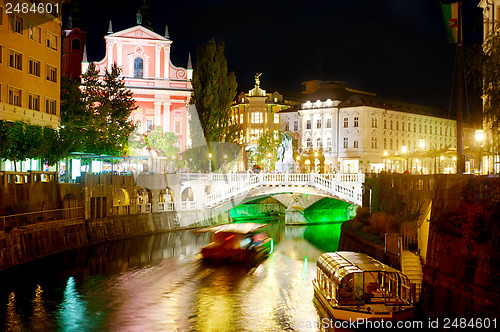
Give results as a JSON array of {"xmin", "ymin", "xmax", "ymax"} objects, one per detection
[{"xmin": 0, "ymin": 222, "xmax": 351, "ymax": 331}]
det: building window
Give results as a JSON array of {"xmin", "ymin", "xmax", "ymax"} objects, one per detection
[
  {"xmin": 285, "ymin": 121, "xmax": 289, "ymax": 131},
  {"xmin": 46, "ymin": 64, "xmax": 57, "ymax": 82},
  {"xmin": 306, "ymin": 119, "xmax": 311, "ymax": 130},
  {"xmin": 134, "ymin": 57, "xmax": 144, "ymax": 78},
  {"xmin": 316, "ymin": 138, "xmax": 322, "ymax": 148},
  {"xmin": 9, "ymin": 50, "xmax": 22, "ymax": 70},
  {"xmin": 390, "ymin": 120, "xmax": 393, "ymax": 130},
  {"xmin": 371, "ymin": 137, "xmax": 377, "ymax": 149},
  {"xmin": 353, "ymin": 140, "xmax": 358, "ymax": 148},
  {"xmin": 146, "ymin": 119, "xmax": 153, "ymax": 132},
  {"xmin": 372, "ymin": 117, "xmax": 378, "ymax": 128},
  {"xmin": 384, "ymin": 138, "xmax": 387, "ymax": 149},
  {"xmin": 29, "ymin": 58, "xmax": 40, "ymax": 77},
  {"xmin": 8, "ymin": 87, "xmax": 22, "ymax": 106},
  {"xmin": 0, "ymin": 6, "xmax": 3, "ymax": 26},
  {"xmin": 274, "ymin": 113, "xmax": 279, "ymax": 124},
  {"xmin": 402, "ymin": 122, "xmax": 405, "ymax": 131},
  {"xmin": 384, "ymin": 119, "xmax": 387, "ymax": 129},
  {"xmin": 435, "ymin": 126, "xmax": 437, "ymax": 135},
  {"xmin": 72, "ymin": 39, "xmax": 81, "ymax": 50},
  {"xmin": 353, "ymin": 116, "xmax": 359, "ymax": 127},
  {"xmin": 390, "ymin": 138, "xmax": 393, "ymax": 150},
  {"xmin": 0, "ymin": 45, "xmax": 3, "ymax": 64},
  {"xmin": 343, "ymin": 137, "xmax": 348, "ymax": 149},
  {"xmin": 396, "ymin": 121, "xmax": 399, "ymax": 131},
  {"xmin": 413, "ymin": 123, "xmax": 417, "ymax": 132},
  {"xmin": 408, "ymin": 122, "xmax": 411, "ymax": 132},
  {"xmin": 396, "ymin": 139, "xmax": 399, "ymax": 150},
  {"xmin": 343, "ymin": 117, "xmax": 348, "ymax": 128},
  {"xmin": 46, "ymin": 98, "xmax": 56, "ymax": 114},
  {"xmin": 251, "ymin": 112, "xmax": 263, "ymax": 124},
  {"xmin": 326, "ymin": 118, "xmax": 332, "ymax": 128},
  {"xmin": 440, "ymin": 127, "xmax": 443, "ymax": 135},
  {"xmin": 239, "ymin": 114, "xmax": 243, "ymax": 124},
  {"xmin": 326, "ymin": 137, "xmax": 332, "ymax": 149},
  {"xmin": 316, "ymin": 119, "xmax": 322, "ymax": 129},
  {"xmin": 306, "ymin": 137, "xmax": 312, "ymax": 148},
  {"xmin": 29, "ymin": 23, "xmax": 41, "ymax": 43},
  {"xmin": 175, "ymin": 120, "xmax": 181, "ymax": 134},
  {"xmin": 294, "ymin": 121, "xmax": 298, "ymax": 131},
  {"xmin": 28, "ymin": 93, "xmax": 40, "ymax": 111},
  {"xmin": 46, "ymin": 32, "xmax": 58, "ymax": 50}
]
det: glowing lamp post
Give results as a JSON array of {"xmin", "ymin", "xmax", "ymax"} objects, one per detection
[
  {"xmin": 208, "ymin": 153, "xmax": 212, "ymax": 174},
  {"xmin": 475, "ymin": 129, "xmax": 484, "ymax": 174}
]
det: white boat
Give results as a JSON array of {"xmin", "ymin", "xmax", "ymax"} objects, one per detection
[{"xmin": 313, "ymin": 251, "xmax": 415, "ymax": 321}]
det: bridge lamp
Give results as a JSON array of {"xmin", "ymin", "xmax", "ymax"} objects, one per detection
[{"xmin": 208, "ymin": 153, "xmax": 212, "ymax": 174}]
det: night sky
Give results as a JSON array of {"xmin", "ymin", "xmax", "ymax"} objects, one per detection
[{"xmin": 67, "ymin": 0, "xmax": 484, "ymax": 111}]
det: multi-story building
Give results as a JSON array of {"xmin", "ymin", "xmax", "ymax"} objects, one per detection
[
  {"xmin": 230, "ymin": 75, "xmax": 298, "ymax": 167},
  {"xmin": 0, "ymin": 0, "xmax": 62, "ymax": 129},
  {"xmin": 81, "ymin": 20, "xmax": 192, "ymax": 152},
  {"xmin": 288, "ymin": 80, "xmax": 459, "ymax": 174},
  {"xmin": 62, "ymin": 26, "xmax": 86, "ymax": 79}
]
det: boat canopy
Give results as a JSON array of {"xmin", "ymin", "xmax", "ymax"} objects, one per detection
[
  {"xmin": 317, "ymin": 252, "xmax": 405, "ymax": 283},
  {"xmin": 197, "ymin": 223, "xmax": 268, "ymax": 234}
]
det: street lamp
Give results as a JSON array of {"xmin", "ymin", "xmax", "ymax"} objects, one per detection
[
  {"xmin": 475, "ymin": 129, "xmax": 484, "ymax": 174},
  {"xmin": 267, "ymin": 152, "xmax": 271, "ymax": 172},
  {"xmin": 208, "ymin": 153, "xmax": 212, "ymax": 174}
]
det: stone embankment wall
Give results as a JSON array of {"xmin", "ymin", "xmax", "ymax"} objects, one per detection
[
  {"xmin": 421, "ymin": 230, "xmax": 500, "ymax": 319},
  {"xmin": 0, "ymin": 210, "xmax": 231, "ymax": 271}
]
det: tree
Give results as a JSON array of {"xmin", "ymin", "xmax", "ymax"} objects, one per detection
[
  {"xmin": 253, "ymin": 132, "xmax": 281, "ymax": 170},
  {"xmin": 189, "ymin": 38, "xmax": 240, "ymax": 147},
  {"xmin": 60, "ymin": 75, "xmax": 89, "ymax": 153},
  {"xmin": 466, "ymin": 31, "xmax": 500, "ymax": 169},
  {"xmin": 80, "ymin": 62, "xmax": 137, "ymax": 156}
]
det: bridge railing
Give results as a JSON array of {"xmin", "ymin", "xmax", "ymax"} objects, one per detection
[{"xmin": 203, "ymin": 172, "xmax": 365, "ymax": 207}]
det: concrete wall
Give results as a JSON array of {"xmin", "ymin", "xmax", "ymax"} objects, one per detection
[{"xmin": 0, "ymin": 209, "xmax": 232, "ymax": 271}]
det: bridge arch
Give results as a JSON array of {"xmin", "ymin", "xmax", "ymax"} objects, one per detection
[
  {"xmin": 181, "ymin": 187, "xmax": 194, "ymax": 201},
  {"xmin": 113, "ymin": 188, "xmax": 130, "ymax": 214}
]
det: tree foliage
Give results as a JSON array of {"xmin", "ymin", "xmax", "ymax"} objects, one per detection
[
  {"xmin": 466, "ymin": 31, "xmax": 500, "ymax": 160},
  {"xmin": 79, "ymin": 62, "xmax": 137, "ymax": 156},
  {"xmin": 189, "ymin": 38, "xmax": 240, "ymax": 146},
  {"xmin": 253, "ymin": 132, "xmax": 281, "ymax": 170}
]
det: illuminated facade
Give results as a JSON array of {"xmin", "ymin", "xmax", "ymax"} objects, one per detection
[
  {"xmin": 0, "ymin": 0, "xmax": 61, "ymax": 128},
  {"xmin": 82, "ymin": 23, "xmax": 192, "ymax": 151},
  {"xmin": 62, "ymin": 26, "xmax": 86, "ymax": 79},
  {"xmin": 292, "ymin": 81, "xmax": 458, "ymax": 174}
]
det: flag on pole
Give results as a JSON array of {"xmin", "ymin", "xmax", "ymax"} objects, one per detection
[{"xmin": 441, "ymin": 2, "xmax": 458, "ymax": 43}]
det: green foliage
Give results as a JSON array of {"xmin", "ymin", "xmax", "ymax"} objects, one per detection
[
  {"xmin": 189, "ymin": 38, "xmax": 240, "ymax": 145},
  {"xmin": 80, "ymin": 62, "xmax": 137, "ymax": 156},
  {"xmin": 363, "ymin": 212, "xmax": 401, "ymax": 240},
  {"xmin": 465, "ymin": 31, "xmax": 500, "ymax": 159},
  {"xmin": 145, "ymin": 129, "xmax": 181, "ymax": 158},
  {"xmin": 182, "ymin": 142, "xmax": 241, "ymax": 172},
  {"xmin": 253, "ymin": 132, "xmax": 280, "ymax": 170}
]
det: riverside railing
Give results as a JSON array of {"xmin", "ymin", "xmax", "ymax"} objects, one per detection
[{"xmin": 0, "ymin": 207, "xmax": 84, "ymax": 232}]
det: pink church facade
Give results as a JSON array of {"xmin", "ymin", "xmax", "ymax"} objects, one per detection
[{"xmin": 82, "ymin": 25, "xmax": 192, "ymax": 151}]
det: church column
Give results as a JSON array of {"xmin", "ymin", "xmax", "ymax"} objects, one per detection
[
  {"xmin": 154, "ymin": 100, "xmax": 162, "ymax": 131},
  {"xmin": 106, "ymin": 41, "xmax": 114, "ymax": 71},
  {"xmin": 163, "ymin": 45, "xmax": 171, "ymax": 79},
  {"xmin": 163, "ymin": 100, "xmax": 172, "ymax": 132},
  {"xmin": 116, "ymin": 41, "xmax": 123, "ymax": 69},
  {"xmin": 155, "ymin": 44, "xmax": 162, "ymax": 78}
]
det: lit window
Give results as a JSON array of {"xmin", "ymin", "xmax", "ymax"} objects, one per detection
[
  {"xmin": 274, "ymin": 113, "xmax": 279, "ymax": 124},
  {"xmin": 316, "ymin": 119, "xmax": 322, "ymax": 129},
  {"xmin": 239, "ymin": 114, "xmax": 243, "ymax": 124},
  {"xmin": 8, "ymin": 87, "xmax": 22, "ymax": 106},
  {"xmin": 29, "ymin": 23, "xmax": 41, "ymax": 43},
  {"xmin": 251, "ymin": 112, "xmax": 263, "ymax": 124},
  {"xmin": 134, "ymin": 57, "xmax": 143, "ymax": 78}
]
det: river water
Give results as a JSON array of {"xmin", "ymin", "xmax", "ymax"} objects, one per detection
[{"xmin": 0, "ymin": 221, "xmax": 347, "ymax": 332}]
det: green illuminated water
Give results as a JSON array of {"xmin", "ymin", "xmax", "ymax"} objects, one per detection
[{"xmin": 230, "ymin": 197, "xmax": 354, "ymax": 253}]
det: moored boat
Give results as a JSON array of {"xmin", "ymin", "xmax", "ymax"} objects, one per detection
[
  {"xmin": 198, "ymin": 223, "xmax": 272, "ymax": 263},
  {"xmin": 313, "ymin": 251, "xmax": 415, "ymax": 321}
]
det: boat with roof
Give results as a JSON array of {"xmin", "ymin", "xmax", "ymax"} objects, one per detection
[{"xmin": 313, "ymin": 251, "xmax": 415, "ymax": 321}]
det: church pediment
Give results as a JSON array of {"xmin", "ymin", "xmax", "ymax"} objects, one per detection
[{"xmin": 107, "ymin": 25, "xmax": 170, "ymax": 42}]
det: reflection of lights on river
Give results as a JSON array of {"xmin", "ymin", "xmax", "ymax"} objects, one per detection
[
  {"xmin": 269, "ymin": 235, "xmax": 274, "ymax": 254},
  {"xmin": 58, "ymin": 277, "xmax": 87, "ymax": 330},
  {"xmin": 6, "ymin": 292, "xmax": 23, "ymax": 331},
  {"xmin": 32, "ymin": 284, "xmax": 49, "ymax": 330}
]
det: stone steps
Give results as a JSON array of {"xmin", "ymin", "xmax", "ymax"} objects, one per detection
[{"xmin": 401, "ymin": 250, "xmax": 422, "ymax": 302}]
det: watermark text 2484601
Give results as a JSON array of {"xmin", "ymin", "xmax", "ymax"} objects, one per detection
[{"xmin": 5, "ymin": 1, "xmax": 60, "ymax": 16}]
